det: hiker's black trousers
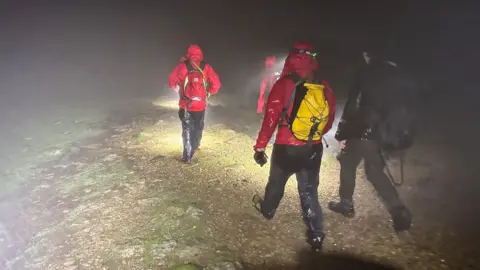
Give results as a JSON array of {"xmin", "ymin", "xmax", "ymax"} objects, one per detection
[
  {"xmin": 338, "ymin": 138, "xmax": 403, "ymax": 212},
  {"xmin": 260, "ymin": 143, "xmax": 324, "ymax": 237},
  {"xmin": 179, "ymin": 108, "xmax": 205, "ymax": 159}
]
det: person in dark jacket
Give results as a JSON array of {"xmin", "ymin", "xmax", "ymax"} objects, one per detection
[
  {"xmin": 328, "ymin": 50, "xmax": 414, "ymax": 232},
  {"xmin": 252, "ymin": 42, "xmax": 337, "ymax": 249}
]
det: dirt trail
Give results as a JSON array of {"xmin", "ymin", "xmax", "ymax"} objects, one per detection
[{"xmin": 1, "ymin": 97, "xmax": 479, "ymax": 269}]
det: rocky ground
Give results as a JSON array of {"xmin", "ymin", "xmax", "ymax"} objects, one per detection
[{"xmin": 0, "ymin": 96, "xmax": 479, "ymax": 269}]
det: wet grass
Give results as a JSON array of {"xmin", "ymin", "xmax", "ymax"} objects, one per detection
[
  {"xmin": 57, "ymin": 160, "xmax": 130, "ymax": 196},
  {"xmin": 0, "ymin": 107, "xmax": 107, "ymax": 201}
]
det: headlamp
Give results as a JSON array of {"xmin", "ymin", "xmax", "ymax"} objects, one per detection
[{"xmin": 292, "ymin": 49, "xmax": 317, "ymax": 58}]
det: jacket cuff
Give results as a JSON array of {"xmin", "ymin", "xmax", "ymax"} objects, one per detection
[{"xmin": 254, "ymin": 141, "xmax": 268, "ymax": 151}]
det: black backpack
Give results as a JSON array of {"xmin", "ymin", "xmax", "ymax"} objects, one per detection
[
  {"xmin": 377, "ymin": 105, "xmax": 417, "ymax": 152},
  {"xmin": 367, "ymin": 63, "xmax": 419, "ymax": 186},
  {"xmin": 368, "ymin": 63, "xmax": 419, "ymax": 153}
]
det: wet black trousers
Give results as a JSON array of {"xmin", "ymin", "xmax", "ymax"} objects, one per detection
[
  {"xmin": 178, "ymin": 108, "xmax": 205, "ymax": 160},
  {"xmin": 338, "ymin": 138, "xmax": 404, "ymax": 212},
  {"xmin": 260, "ymin": 143, "xmax": 324, "ymax": 237}
]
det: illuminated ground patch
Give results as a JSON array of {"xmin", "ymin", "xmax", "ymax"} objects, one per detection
[{"xmin": 4, "ymin": 97, "xmax": 476, "ymax": 270}]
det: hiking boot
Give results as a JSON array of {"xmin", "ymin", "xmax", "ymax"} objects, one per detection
[
  {"xmin": 252, "ymin": 194, "xmax": 274, "ymax": 220},
  {"xmin": 306, "ymin": 231, "xmax": 325, "ymax": 250},
  {"xmin": 391, "ymin": 206, "xmax": 412, "ymax": 232},
  {"xmin": 181, "ymin": 156, "xmax": 192, "ymax": 164},
  {"xmin": 252, "ymin": 194, "xmax": 262, "ymax": 211},
  {"xmin": 328, "ymin": 199, "xmax": 355, "ymax": 218}
]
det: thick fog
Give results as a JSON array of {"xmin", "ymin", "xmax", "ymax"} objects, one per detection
[
  {"xmin": 0, "ymin": 2, "xmax": 411, "ymax": 106},
  {"xmin": 0, "ymin": 1, "xmax": 479, "ymax": 133},
  {"xmin": 1, "ymin": 2, "xmax": 480, "ymax": 268}
]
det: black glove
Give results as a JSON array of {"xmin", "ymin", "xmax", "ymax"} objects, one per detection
[{"xmin": 254, "ymin": 151, "xmax": 268, "ymax": 167}]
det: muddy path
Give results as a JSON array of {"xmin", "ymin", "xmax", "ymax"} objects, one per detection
[{"xmin": 1, "ymin": 97, "xmax": 479, "ymax": 269}]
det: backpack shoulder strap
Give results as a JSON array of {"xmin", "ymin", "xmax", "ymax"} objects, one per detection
[
  {"xmin": 288, "ymin": 73, "xmax": 302, "ymax": 84},
  {"xmin": 184, "ymin": 60, "xmax": 194, "ymax": 71},
  {"xmin": 184, "ymin": 60, "xmax": 206, "ymax": 72},
  {"xmin": 278, "ymin": 73, "xmax": 305, "ymax": 127}
]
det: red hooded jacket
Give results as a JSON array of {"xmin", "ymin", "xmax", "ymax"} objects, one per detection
[
  {"xmin": 258, "ymin": 56, "xmax": 280, "ymax": 114},
  {"xmin": 168, "ymin": 45, "xmax": 221, "ymax": 111},
  {"xmin": 254, "ymin": 42, "xmax": 337, "ymax": 150}
]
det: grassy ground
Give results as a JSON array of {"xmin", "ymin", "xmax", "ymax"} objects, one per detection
[
  {"xmin": 0, "ymin": 105, "xmax": 107, "ymax": 201},
  {"xmin": 0, "ymin": 96, "xmax": 479, "ymax": 269}
]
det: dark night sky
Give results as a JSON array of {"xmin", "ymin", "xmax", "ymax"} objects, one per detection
[{"xmin": 0, "ymin": 1, "xmax": 479, "ymax": 103}]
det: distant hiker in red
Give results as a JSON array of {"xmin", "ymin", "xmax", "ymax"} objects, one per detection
[
  {"xmin": 252, "ymin": 42, "xmax": 336, "ymax": 250},
  {"xmin": 257, "ymin": 56, "xmax": 281, "ymax": 114},
  {"xmin": 168, "ymin": 44, "xmax": 221, "ymax": 163}
]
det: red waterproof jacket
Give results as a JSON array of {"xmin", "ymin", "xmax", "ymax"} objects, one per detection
[
  {"xmin": 168, "ymin": 45, "xmax": 221, "ymax": 111},
  {"xmin": 254, "ymin": 42, "xmax": 337, "ymax": 150},
  {"xmin": 257, "ymin": 56, "xmax": 280, "ymax": 114}
]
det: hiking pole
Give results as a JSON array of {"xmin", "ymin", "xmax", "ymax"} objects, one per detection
[
  {"xmin": 381, "ymin": 150, "xmax": 404, "ymax": 186},
  {"xmin": 322, "ymin": 137, "xmax": 329, "ymax": 148}
]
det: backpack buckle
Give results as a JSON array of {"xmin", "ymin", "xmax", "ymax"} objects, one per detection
[{"xmin": 310, "ymin": 116, "xmax": 321, "ymax": 123}]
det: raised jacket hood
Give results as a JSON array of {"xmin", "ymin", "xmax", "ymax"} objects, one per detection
[
  {"xmin": 265, "ymin": 56, "xmax": 277, "ymax": 69},
  {"xmin": 280, "ymin": 42, "xmax": 318, "ymax": 80},
  {"xmin": 186, "ymin": 44, "xmax": 204, "ymax": 65}
]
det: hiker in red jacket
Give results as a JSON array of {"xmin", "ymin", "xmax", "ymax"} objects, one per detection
[
  {"xmin": 252, "ymin": 42, "xmax": 336, "ymax": 250},
  {"xmin": 168, "ymin": 44, "xmax": 221, "ymax": 163},
  {"xmin": 257, "ymin": 56, "xmax": 281, "ymax": 114}
]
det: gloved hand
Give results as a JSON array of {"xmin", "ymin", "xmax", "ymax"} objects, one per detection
[
  {"xmin": 172, "ymin": 85, "xmax": 180, "ymax": 92},
  {"xmin": 254, "ymin": 149, "xmax": 268, "ymax": 167}
]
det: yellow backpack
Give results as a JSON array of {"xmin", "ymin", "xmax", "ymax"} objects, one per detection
[{"xmin": 279, "ymin": 73, "xmax": 330, "ymax": 144}]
